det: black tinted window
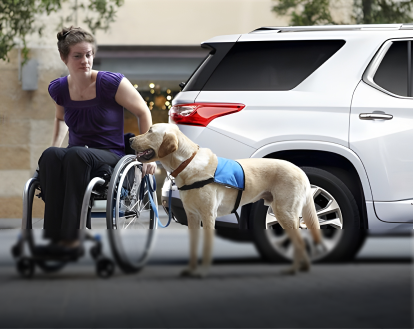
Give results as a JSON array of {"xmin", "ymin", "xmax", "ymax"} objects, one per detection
[
  {"xmin": 374, "ymin": 41, "xmax": 411, "ymax": 97},
  {"xmin": 183, "ymin": 43, "xmax": 235, "ymax": 92},
  {"xmin": 202, "ymin": 40, "xmax": 345, "ymax": 91}
]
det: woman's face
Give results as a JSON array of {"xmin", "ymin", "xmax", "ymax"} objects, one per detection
[{"xmin": 63, "ymin": 41, "xmax": 94, "ymax": 75}]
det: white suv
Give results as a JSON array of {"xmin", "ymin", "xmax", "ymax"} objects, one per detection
[{"xmin": 161, "ymin": 24, "xmax": 413, "ymax": 262}]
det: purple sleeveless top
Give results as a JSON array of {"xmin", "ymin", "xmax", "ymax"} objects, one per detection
[{"xmin": 48, "ymin": 71, "xmax": 126, "ymax": 157}]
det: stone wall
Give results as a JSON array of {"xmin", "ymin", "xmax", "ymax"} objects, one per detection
[{"xmin": 0, "ymin": 48, "xmax": 67, "ymax": 218}]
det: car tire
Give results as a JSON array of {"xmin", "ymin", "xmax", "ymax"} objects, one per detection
[{"xmin": 250, "ymin": 166, "xmax": 366, "ymax": 263}]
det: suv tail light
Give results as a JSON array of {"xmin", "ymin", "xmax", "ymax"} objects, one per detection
[{"xmin": 169, "ymin": 103, "xmax": 245, "ymax": 127}]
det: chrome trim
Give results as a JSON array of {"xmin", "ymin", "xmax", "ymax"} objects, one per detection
[
  {"xmin": 362, "ymin": 38, "xmax": 413, "ymax": 99},
  {"xmin": 22, "ymin": 178, "xmax": 40, "ymax": 229},
  {"xmin": 79, "ymin": 177, "xmax": 105, "ymax": 229},
  {"xmin": 251, "ymin": 24, "xmax": 405, "ymax": 33},
  {"xmin": 400, "ymin": 24, "xmax": 413, "ymax": 30},
  {"xmin": 359, "ymin": 113, "xmax": 393, "ymax": 120}
]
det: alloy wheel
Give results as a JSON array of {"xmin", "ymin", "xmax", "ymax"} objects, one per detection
[{"xmin": 265, "ymin": 185, "xmax": 344, "ymax": 261}]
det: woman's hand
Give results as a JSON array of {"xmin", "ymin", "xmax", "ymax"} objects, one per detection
[{"xmin": 142, "ymin": 162, "xmax": 157, "ymax": 176}]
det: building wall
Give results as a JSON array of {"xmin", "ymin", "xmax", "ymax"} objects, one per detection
[
  {"xmin": 93, "ymin": 0, "xmax": 289, "ymax": 45},
  {"xmin": 0, "ymin": 48, "xmax": 68, "ymax": 218},
  {"xmin": 0, "ymin": 0, "xmax": 354, "ymax": 218}
]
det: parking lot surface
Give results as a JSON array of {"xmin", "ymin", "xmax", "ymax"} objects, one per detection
[{"xmin": 0, "ymin": 212, "xmax": 412, "ymax": 328}]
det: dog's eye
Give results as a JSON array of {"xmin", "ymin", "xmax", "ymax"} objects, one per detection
[{"xmin": 148, "ymin": 129, "xmax": 152, "ymax": 133}]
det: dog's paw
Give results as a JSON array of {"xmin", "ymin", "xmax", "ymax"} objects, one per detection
[
  {"xmin": 193, "ymin": 268, "xmax": 208, "ymax": 278},
  {"xmin": 281, "ymin": 266, "xmax": 297, "ymax": 275},
  {"xmin": 299, "ymin": 261, "xmax": 310, "ymax": 272},
  {"xmin": 180, "ymin": 268, "xmax": 208, "ymax": 279},
  {"xmin": 180, "ymin": 268, "xmax": 196, "ymax": 277}
]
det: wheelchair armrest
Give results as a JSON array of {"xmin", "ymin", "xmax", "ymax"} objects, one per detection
[{"xmin": 32, "ymin": 167, "xmax": 39, "ymax": 180}]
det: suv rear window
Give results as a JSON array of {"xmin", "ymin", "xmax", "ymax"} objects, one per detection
[
  {"xmin": 373, "ymin": 40, "xmax": 413, "ymax": 97},
  {"xmin": 187, "ymin": 40, "xmax": 345, "ymax": 91}
]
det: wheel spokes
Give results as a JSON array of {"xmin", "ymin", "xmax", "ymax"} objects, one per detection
[
  {"xmin": 122, "ymin": 215, "xmax": 138, "ymax": 229},
  {"xmin": 319, "ymin": 217, "xmax": 342, "ymax": 229},
  {"xmin": 138, "ymin": 199, "xmax": 150, "ymax": 213},
  {"xmin": 316, "ymin": 199, "xmax": 339, "ymax": 217},
  {"xmin": 311, "ymin": 185, "xmax": 322, "ymax": 198},
  {"xmin": 272, "ymin": 233, "xmax": 290, "ymax": 248},
  {"xmin": 266, "ymin": 183, "xmax": 344, "ymax": 261}
]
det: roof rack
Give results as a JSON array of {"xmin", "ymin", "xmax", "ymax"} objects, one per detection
[
  {"xmin": 250, "ymin": 24, "xmax": 412, "ymax": 33},
  {"xmin": 400, "ymin": 23, "xmax": 413, "ymax": 30}
]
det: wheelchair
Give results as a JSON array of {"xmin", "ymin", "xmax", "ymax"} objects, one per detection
[{"xmin": 11, "ymin": 145, "xmax": 158, "ymax": 279}]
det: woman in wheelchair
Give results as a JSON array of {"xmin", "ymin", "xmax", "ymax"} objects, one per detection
[{"xmin": 37, "ymin": 26, "xmax": 156, "ymax": 256}]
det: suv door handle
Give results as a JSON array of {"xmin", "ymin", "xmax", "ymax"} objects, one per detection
[{"xmin": 359, "ymin": 113, "xmax": 393, "ymax": 120}]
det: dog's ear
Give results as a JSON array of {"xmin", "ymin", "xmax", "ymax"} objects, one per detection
[{"xmin": 158, "ymin": 132, "xmax": 178, "ymax": 158}]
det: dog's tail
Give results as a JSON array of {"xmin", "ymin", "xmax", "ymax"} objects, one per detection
[{"xmin": 302, "ymin": 186, "xmax": 321, "ymax": 245}]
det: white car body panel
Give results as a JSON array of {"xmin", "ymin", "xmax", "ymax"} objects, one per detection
[
  {"xmin": 350, "ymin": 81, "xmax": 413, "ymax": 202},
  {"xmin": 172, "ymin": 91, "xmax": 200, "ymax": 105},
  {"xmin": 373, "ymin": 200, "xmax": 413, "ymax": 224},
  {"xmin": 195, "ymin": 33, "xmax": 412, "ymax": 150},
  {"xmin": 201, "ymin": 34, "xmax": 241, "ymax": 44},
  {"xmin": 250, "ymin": 140, "xmax": 373, "ymax": 201},
  {"xmin": 195, "ymin": 91, "xmax": 350, "ymax": 148},
  {"xmin": 176, "ymin": 124, "xmax": 255, "ymax": 159},
  {"xmin": 350, "ymin": 80, "xmax": 413, "ymax": 224},
  {"xmin": 167, "ymin": 27, "xmax": 413, "ymax": 228},
  {"xmin": 365, "ymin": 201, "xmax": 412, "ymax": 234}
]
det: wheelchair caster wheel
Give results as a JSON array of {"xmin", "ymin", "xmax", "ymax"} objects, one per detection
[
  {"xmin": 17, "ymin": 257, "xmax": 35, "ymax": 278},
  {"xmin": 11, "ymin": 244, "xmax": 22, "ymax": 259},
  {"xmin": 90, "ymin": 244, "xmax": 102, "ymax": 260},
  {"xmin": 96, "ymin": 258, "xmax": 115, "ymax": 278}
]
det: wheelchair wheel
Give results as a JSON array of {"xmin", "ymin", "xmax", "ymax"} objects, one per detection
[
  {"xmin": 106, "ymin": 156, "xmax": 158, "ymax": 273},
  {"xmin": 23, "ymin": 179, "xmax": 67, "ymax": 273}
]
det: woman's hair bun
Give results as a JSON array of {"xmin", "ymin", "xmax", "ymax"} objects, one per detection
[
  {"xmin": 56, "ymin": 26, "xmax": 96, "ymax": 59},
  {"xmin": 57, "ymin": 28, "xmax": 70, "ymax": 41}
]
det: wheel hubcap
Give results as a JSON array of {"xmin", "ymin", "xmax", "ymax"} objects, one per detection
[{"xmin": 265, "ymin": 184, "xmax": 344, "ymax": 261}]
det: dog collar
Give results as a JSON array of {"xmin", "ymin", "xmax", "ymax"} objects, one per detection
[{"xmin": 170, "ymin": 147, "xmax": 199, "ymax": 178}]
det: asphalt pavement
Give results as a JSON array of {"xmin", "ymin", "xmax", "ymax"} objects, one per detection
[{"xmin": 0, "ymin": 210, "xmax": 412, "ymax": 328}]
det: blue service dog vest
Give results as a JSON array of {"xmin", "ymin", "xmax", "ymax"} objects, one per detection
[
  {"xmin": 177, "ymin": 157, "xmax": 245, "ymax": 218},
  {"xmin": 213, "ymin": 157, "xmax": 245, "ymax": 190}
]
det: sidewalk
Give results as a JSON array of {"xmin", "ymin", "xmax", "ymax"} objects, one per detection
[{"xmin": 0, "ymin": 206, "xmax": 186, "ymax": 230}]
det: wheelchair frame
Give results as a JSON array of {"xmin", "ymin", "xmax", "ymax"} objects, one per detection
[{"xmin": 12, "ymin": 154, "xmax": 158, "ymax": 278}]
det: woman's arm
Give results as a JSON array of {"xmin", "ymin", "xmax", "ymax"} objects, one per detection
[
  {"xmin": 115, "ymin": 78, "xmax": 156, "ymax": 175},
  {"xmin": 51, "ymin": 104, "xmax": 69, "ymax": 147}
]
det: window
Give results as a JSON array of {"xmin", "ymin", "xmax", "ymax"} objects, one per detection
[
  {"xmin": 183, "ymin": 43, "xmax": 235, "ymax": 92},
  {"xmin": 373, "ymin": 40, "xmax": 413, "ymax": 97},
  {"xmin": 201, "ymin": 40, "xmax": 345, "ymax": 91}
]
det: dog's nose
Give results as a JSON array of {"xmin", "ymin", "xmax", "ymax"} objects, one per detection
[{"xmin": 129, "ymin": 138, "xmax": 134, "ymax": 146}]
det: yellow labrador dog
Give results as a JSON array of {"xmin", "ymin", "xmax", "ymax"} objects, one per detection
[{"xmin": 130, "ymin": 123, "xmax": 322, "ymax": 277}]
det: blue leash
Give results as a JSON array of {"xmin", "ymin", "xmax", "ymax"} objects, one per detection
[{"xmin": 141, "ymin": 175, "xmax": 172, "ymax": 228}]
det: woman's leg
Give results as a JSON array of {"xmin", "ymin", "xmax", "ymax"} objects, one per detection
[
  {"xmin": 38, "ymin": 147, "xmax": 69, "ymax": 240},
  {"xmin": 60, "ymin": 147, "xmax": 120, "ymax": 241}
]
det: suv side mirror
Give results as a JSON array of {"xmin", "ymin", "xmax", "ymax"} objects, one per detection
[{"xmin": 179, "ymin": 82, "xmax": 186, "ymax": 90}]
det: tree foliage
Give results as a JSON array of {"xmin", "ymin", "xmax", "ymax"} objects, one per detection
[
  {"xmin": 0, "ymin": 0, "xmax": 124, "ymax": 62},
  {"xmin": 354, "ymin": 0, "xmax": 413, "ymax": 24},
  {"xmin": 272, "ymin": 0, "xmax": 413, "ymax": 26},
  {"xmin": 273, "ymin": 0, "xmax": 336, "ymax": 25}
]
